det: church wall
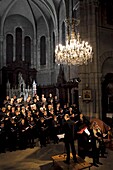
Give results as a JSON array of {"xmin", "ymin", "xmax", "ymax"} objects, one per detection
[
  {"xmin": 36, "ymin": 17, "xmax": 52, "ymax": 85},
  {"xmin": 99, "ymin": 28, "xmax": 113, "ymax": 55},
  {"xmin": 4, "ymin": 15, "xmax": 34, "ymax": 37},
  {"xmin": 3, "ymin": 14, "xmax": 34, "ymax": 67},
  {"xmin": 77, "ymin": 0, "xmax": 99, "ymax": 119},
  {"xmin": 0, "ymin": 0, "xmax": 113, "ymax": 118}
]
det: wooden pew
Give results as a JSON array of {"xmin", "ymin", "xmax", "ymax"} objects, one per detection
[{"xmin": 51, "ymin": 153, "xmax": 92, "ymax": 170}]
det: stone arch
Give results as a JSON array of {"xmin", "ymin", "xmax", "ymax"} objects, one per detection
[
  {"xmin": 99, "ymin": 51, "xmax": 113, "ymax": 70},
  {"xmin": 100, "ymin": 51, "xmax": 113, "ymax": 120},
  {"xmin": 101, "ymin": 57, "xmax": 113, "ymax": 77}
]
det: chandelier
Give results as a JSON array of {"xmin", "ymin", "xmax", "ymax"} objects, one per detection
[{"xmin": 55, "ymin": 18, "xmax": 93, "ymax": 66}]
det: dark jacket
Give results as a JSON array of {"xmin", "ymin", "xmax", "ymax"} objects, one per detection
[{"xmin": 63, "ymin": 119, "xmax": 75, "ymax": 142}]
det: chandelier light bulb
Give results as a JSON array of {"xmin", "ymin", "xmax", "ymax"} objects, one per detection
[{"xmin": 55, "ymin": 18, "xmax": 93, "ymax": 66}]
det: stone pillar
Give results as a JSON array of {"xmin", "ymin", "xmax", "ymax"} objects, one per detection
[
  {"xmin": 37, "ymin": 37, "xmax": 40, "ymax": 70},
  {"xmin": 0, "ymin": 35, "xmax": 3, "ymax": 84},
  {"xmin": 33, "ymin": 38, "xmax": 37, "ymax": 68},
  {"xmin": 46, "ymin": 37, "xmax": 50, "ymax": 68},
  {"xmin": 78, "ymin": 0, "xmax": 99, "ymax": 119},
  {"xmin": 31, "ymin": 38, "xmax": 36, "ymax": 69},
  {"xmin": 22, "ymin": 32, "xmax": 24, "ymax": 61},
  {"xmin": 13, "ymin": 32, "xmax": 16, "ymax": 61}
]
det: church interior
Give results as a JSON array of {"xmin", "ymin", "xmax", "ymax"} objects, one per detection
[
  {"xmin": 0, "ymin": 0, "xmax": 113, "ymax": 120},
  {"xmin": 0, "ymin": 0, "xmax": 113, "ymax": 169}
]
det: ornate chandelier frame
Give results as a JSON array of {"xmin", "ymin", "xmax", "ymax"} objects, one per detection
[{"xmin": 55, "ymin": 18, "xmax": 93, "ymax": 66}]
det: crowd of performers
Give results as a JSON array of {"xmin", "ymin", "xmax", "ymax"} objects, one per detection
[
  {"xmin": 0, "ymin": 93, "xmax": 111, "ymax": 166},
  {"xmin": 0, "ymin": 93, "xmax": 79, "ymax": 151}
]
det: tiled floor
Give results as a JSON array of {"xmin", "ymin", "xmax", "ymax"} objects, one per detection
[{"xmin": 0, "ymin": 140, "xmax": 113, "ymax": 170}]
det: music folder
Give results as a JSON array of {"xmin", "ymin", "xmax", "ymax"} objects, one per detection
[{"xmin": 57, "ymin": 134, "xmax": 65, "ymax": 139}]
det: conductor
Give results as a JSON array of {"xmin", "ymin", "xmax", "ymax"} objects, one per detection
[{"xmin": 63, "ymin": 114, "xmax": 77, "ymax": 164}]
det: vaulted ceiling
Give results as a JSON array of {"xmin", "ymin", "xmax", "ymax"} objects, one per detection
[{"xmin": 0, "ymin": 0, "xmax": 64, "ymax": 33}]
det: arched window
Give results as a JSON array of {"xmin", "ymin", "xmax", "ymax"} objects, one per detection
[
  {"xmin": 53, "ymin": 32, "xmax": 55, "ymax": 63},
  {"xmin": 6, "ymin": 34, "xmax": 13, "ymax": 64},
  {"xmin": 16, "ymin": 27, "xmax": 22, "ymax": 61},
  {"xmin": 24, "ymin": 36, "xmax": 31, "ymax": 65},
  {"xmin": 62, "ymin": 21, "xmax": 66, "ymax": 45},
  {"xmin": 40, "ymin": 36, "xmax": 46, "ymax": 65}
]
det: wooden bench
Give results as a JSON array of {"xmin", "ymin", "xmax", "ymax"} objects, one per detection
[{"xmin": 51, "ymin": 153, "xmax": 92, "ymax": 170}]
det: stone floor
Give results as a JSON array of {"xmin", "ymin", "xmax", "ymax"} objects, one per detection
[{"xmin": 0, "ymin": 139, "xmax": 113, "ymax": 170}]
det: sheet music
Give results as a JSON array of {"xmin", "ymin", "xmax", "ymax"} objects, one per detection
[
  {"xmin": 77, "ymin": 126, "xmax": 87, "ymax": 134},
  {"xmin": 84, "ymin": 128, "xmax": 90, "ymax": 136},
  {"xmin": 103, "ymin": 133, "xmax": 107, "ymax": 138},
  {"xmin": 57, "ymin": 134, "xmax": 65, "ymax": 139}
]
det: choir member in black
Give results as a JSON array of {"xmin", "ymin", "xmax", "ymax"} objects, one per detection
[
  {"xmin": 13, "ymin": 95, "xmax": 17, "ymax": 105},
  {"xmin": 32, "ymin": 99, "xmax": 39, "ymax": 112},
  {"xmin": 78, "ymin": 113, "xmax": 90, "ymax": 131},
  {"xmin": 19, "ymin": 118, "xmax": 29, "ymax": 149},
  {"xmin": 34, "ymin": 111, "xmax": 40, "ymax": 124},
  {"xmin": 39, "ymin": 107, "xmax": 44, "ymax": 117},
  {"xmin": 25, "ymin": 96, "xmax": 33, "ymax": 108},
  {"xmin": 3, "ymin": 95, "xmax": 10, "ymax": 107},
  {"xmin": 16, "ymin": 105, "xmax": 21, "ymax": 112},
  {"xmin": 33, "ymin": 111, "xmax": 40, "ymax": 138},
  {"xmin": 71, "ymin": 103, "xmax": 79, "ymax": 115},
  {"xmin": 97, "ymin": 126, "xmax": 106, "ymax": 158},
  {"xmin": 63, "ymin": 103, "xmax": 68, "ymax": 114},
  {"xmin": 41, "ymin": 98, "xmax": 48, "ymax": 110},
  {"xmin": 27, "ymin": 110, "xmax": 32, "ymax": 123},
  {"xmin": 90, "ymin": 124, "xmax": 103, "ymax": 167},
  {"xmin": 10, "ymin": 106, "xmax": 16, "ymax": 118},
  {"xmin": 30, "ymin": 104, "xmax": 37, "ymax": 116},
  {"xmin": 47, "ymin": 108, "xmax": 54, "ymax": 140},
  {"xmin": 63, "ymin": 114, "xmax": 77, "ymax": 164},
  {"xmin": 20, "ymin": 106, "xmax": 27, "ymax": 124},
  {"xmin": 58, "ymin": 108, "xmax": 64, "ymax": 134},
  {"xmin": 77, "ymin": 113, "xmax": 90, "ymax": 159},
  {"xmin": 9, "ymin": 118, "xmax": 17, "ymax": 151},
  {"xmin": 35, "ymin": 95, "xmax": 41, "ymax": 110},
  {"xmin": 0, "ymin": 107, "xmax": 6, "ymax": 122},
  {"xmin": 53, "ymin": 95, "xmax": 59, "ymax": 114},
  {"xmin": 47, "ymin": 104, "xmax": 53, "ymax": 116},
  {"xmin": 0, "ymin": 122, "xmax": 6, "ymax": 153},
  {"xmin": 68, "ymin": 107, "xmax": 75, "ymax": 121},
  {"xmin": 6, "ymin": 104, "xmax": 12, "ymax": 112},
  {"xmin": 43, "ymin": 110, "xmax": 50, "ymax": 143},
  {"xmin": 19, "ymin": 96, "xmax": 24, "ymax": 106},
  {"xmin": 28, "ymin": 116, "xmax": 36, "ymax": 148},
  {"xmin": 38, "ymin": 117, "xmax": 48, "ymax": 147},
  {"xmin": 40, "ymin": 94, "xmax": 45, "ymax": 107},
  {"xmin": 15, "ymin": 110, "xmax": 21, "ymax": 127},
  {"xmin": 55, "ymin": 103, "xmax": 61, "ymax": 116},
  {"xmin": 47, "ymin": 93, "xmax": 53, "ymax": 105},
  {"xmin": 4, "ymin": 110, "xmax": 11, "ymax": 148},
  {"xmin": 52, "ymin": 115, "xmax": 60, "ymax": 144},
  {"xmin": 9, "ymin": 98, "xmax": 14, "ymax": 107}
]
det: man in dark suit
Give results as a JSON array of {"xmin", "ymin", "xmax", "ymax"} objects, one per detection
[{"xmin": 63, "ymin": 114, "xmax": 77, "ymax": 164}]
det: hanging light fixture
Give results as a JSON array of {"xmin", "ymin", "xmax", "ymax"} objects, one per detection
[{"xmin": 55, "ymin": 2, "xmax": 93, "ymax": 66}]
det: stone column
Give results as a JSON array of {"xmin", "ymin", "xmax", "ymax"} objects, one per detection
[
  {"xmin": 78, "ymin": 0, "xmax": 98, "ymax": 119},
  {"xmin": 33, "ymin": 38, "xmax": 37, "ymax": 68},
  {"xmin": 22, "ymin": 32, "xmax": 24, "ymax": 61},
  {"xmin": 37, "ymin": 37, "xmax": 40, "ymax": 70},
  {"xmin": 0, "ymin": 35, "xmax": 3, "ymax": 84},
  {"xmin": 13, "ymin": 32, "xmax": 16, "ymax": 61}
]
